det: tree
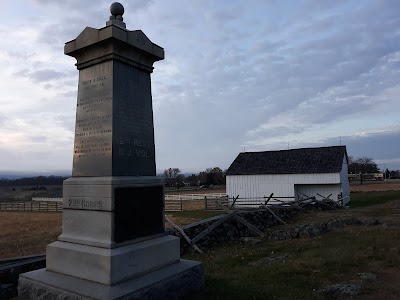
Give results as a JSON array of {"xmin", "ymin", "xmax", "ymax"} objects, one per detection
[
  {"xmin": 163, "ymin": 168, "xmax": 181, "ymax": 178},
  {"xmin": 385, "ymin": 168, "xmax": 390, "ymax": 179},
  {"xmin": 185, "ymin": 174, "xmax": 199, "ymax": 186},
  {"xmin": 348, "ymin": 157, "xmax": 379, "ymax": 174},
  {"xmin": 162, "ymin": 168, "xmax": 181, "ymax": 187},
  {"xmin": 198, "ymin": 167, "xmax": 225, "ymax": 186},
  {"xmin": 389, "ymin": 170, "xmax": 400, "ymax": 179},
  {"xmin": 348, "ymin": 156, "xmax": 380, "ymax": 184}
]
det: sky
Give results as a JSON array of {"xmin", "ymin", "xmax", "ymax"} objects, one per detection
[{"xmin": 0, "ymin": 0, "xmax": 399, "ymax": 176}]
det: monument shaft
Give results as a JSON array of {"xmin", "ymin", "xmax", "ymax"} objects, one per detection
[{"xmin": 68, "ymin": 27, "xmax": 161, "ymax": 177}]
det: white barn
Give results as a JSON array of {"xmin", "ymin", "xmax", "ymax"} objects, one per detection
[{"xmin": 226, "ymin": 146, "xmax": 350, "ymax": 206}]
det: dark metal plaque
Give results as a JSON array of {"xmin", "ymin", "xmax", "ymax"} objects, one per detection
[{"xmin": 114, "ymin": 186, "xmax": 164, "ymax": 243}]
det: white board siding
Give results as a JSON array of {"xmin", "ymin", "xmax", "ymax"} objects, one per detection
[
  {"xmin": 340, "ymin": 155, "xmax": 350, "ymax": 205},
  {"xmin": 226, "ymin": 173, "xmax": 341, "ymax": 200}
]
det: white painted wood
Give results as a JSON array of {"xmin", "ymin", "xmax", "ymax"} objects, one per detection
[
  {"xmin": 32, "ymin": 197, "xmax": 63, "ymax": 202},
  {"xmin": 226, "ymin": 154, "xmax": 350, "ymax": 206},
  {"xmin": 164, "ymin": 193, "xmax": 226, "ymax": 201},
  {"xmin": 340, "ymin": 155, "xmax": 350, "ymax": 205}
]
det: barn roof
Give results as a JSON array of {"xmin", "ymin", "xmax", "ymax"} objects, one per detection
[{"xmin": 226, "ymin": 146, "xmax": 347, "ymax": 175}]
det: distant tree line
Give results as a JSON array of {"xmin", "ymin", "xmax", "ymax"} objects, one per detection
[
  {"xmin": 384, "ymin": 169, "xmax": 400, "ymax": 179},
  {"xmin": 161, "ymin": 167, "xmax": 226, "ymax": 187},
  {"xmin": 348, "ymin": 156, "xmax": 379, "ymax": 174},
  {"xmin": 347, "ymin": 156, "xmax": 400, "ymax": 183},
  {"xmin": 0, "ymin": 176, "xmax": 68, "ymax": 187}
]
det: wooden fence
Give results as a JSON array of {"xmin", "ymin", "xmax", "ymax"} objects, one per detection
[
  {"xmin": 229, "ymin": 195, "xmax": 296, "ymax": 208},
  {"xmin": 164, "ymin": 199, "xmax": 183, "ymax": 212},
  {"xmin": 0, "ymin": 196, "xmax": 289, "ymax": 213},
  {"xmin": 0, "ymin": 200, "xmax": 187, "ymax": 213},
  {"xmin": 204, "ymin": 196, "xmax": 229, "ymax": 210},
  {"xmin": 32, "ymin": 197, "xmax": 63, "ymax": 202},
  {"xmin": 165, "ymin": 193, "xmax": 226, "ymax": 201},
  {"xmin": 0, "ymin": 201, "xmax": 62, "ymax": 212}
]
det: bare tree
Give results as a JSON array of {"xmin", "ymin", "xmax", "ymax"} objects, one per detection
[
  {"xmin": 348, "ymin": 156, "xmax": 379, "ymax": 184},
  {"xmin": 163, "ymin": 168, "xmax": 181, "ymax": 178},
  {"xmin": 162, "ymin": 168, "xmax": 181, "ymax": 187}
]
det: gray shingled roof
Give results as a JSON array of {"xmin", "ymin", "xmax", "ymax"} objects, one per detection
[{"xmin": 226, "ymin": 146, "xmax": 347, "ymax": 175}]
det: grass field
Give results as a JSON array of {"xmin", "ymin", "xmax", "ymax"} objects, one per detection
[
  {"xmin": 0, "ymin": 211, "xmax": 61, "ymax": 258},
  {"xmin": 0, "ymin": 181, "xmax": 399, "ymax": 299},
  {"xmin": 0, "ymin": 185, "xmax": 62, "ymax": 203},
  {"xmin": 182, "ymin": 193, "xmax": 400, "ymax": 299}
]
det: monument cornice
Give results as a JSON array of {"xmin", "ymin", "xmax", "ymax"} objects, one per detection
[{"xmin": 65, "ymin": 24, "xmax": 164, "ymax": 71}]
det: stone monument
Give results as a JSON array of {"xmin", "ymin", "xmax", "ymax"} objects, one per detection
[{"xmin": 18, "ymin": 3, "xmax": 204, "ymax": 299}]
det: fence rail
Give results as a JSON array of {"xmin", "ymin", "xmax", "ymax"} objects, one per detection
[
  {"xmin": 0, "ymin": 195, "xmax": 308, "ymax": 213},
  {"xmin": 204, "ymin": 196, "xmax": 229, "ymax": 210},
  {"xmin": 230, "ymin": 195, "xmax": 296, "ymax": 208},
  {"xmin": 165, "ymin": 193, "xmax": 226, "ymax": 201},
  {"xmin": 165, "ymin": 199, "xmax": 183, "ymax": 212},
  {"xmin": 32, "ymin": 197, "xmax": 63, "ymax": 202},
  {"xmin": 0, "ymin": 201, "xmax": 63, "ymax": 212}
]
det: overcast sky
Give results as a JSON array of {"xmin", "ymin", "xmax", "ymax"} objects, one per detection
[{"xmin": 0, "ymin": 0, "xmax": 399, "ymax": 176}]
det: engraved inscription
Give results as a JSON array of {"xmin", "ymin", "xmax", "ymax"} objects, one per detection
[
  {"xmin": 73, "ymin": 68, "xmax": 112, "ymax": 160},
  {"xmin": 117, "ymin": 136, "xmax": 153, "ymax": 158},
  {"xmin": 67, "ymin": 198, "xmax": 104, "ymax": 210}
]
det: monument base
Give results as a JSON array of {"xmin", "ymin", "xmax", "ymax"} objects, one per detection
[
  {"xmin": 46, "ymin": 235, "xmax": 180, "ymax": 285},
  {"xmin": 18, "ymin": 259, "xmax": 204, "ymax": 300}
]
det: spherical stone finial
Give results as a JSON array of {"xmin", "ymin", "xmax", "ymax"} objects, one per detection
[{"xmin": 110, "ymin": 2, "xmax": 124, "ymax": 18}]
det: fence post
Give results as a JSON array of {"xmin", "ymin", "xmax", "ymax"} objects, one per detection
[
  {"xmin": 229, "ymin": 195, "xmax": 240, "ymax": 210},
  {"xmin": 204, "ymin": 196, "xmax": 207, "ymax": 210},
  {"xmin": 180, "ymin": 195, "xmax": 183, "ymax": 212}
]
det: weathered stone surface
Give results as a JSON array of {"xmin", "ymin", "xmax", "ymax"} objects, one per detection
[
  {"xmin": 18, "ymin": 4, "xmax": 203, "ymax": 300},
  {"xmin": 316, "ymin": 283, "xmax": 364, "ymax": 298},
  {"xmin": 46, "ymin": 235, "xmax": 180, "ymax": 285},
  {"xmin": 358, "ymin": 272, "xmax": 378, "ymax": 283},
  {"xmin": 71, "ymin": 60, "xmax": 157, "ymax": 177},
  {"xmin": 60, "ymin": 177, "xmax": 165, "ymax": 248},
  {"xmin": 18, "ymin": 260, "xmax": 203, "ymax": 300},
  {"xmin": 268, "ymin": 217, "xmax": 381, "ymax": 242}
]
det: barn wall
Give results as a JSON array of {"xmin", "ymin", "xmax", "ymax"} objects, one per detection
[
  {"xmin": 226, "ymin": 173, "xmax": 341, "ymax": 201},
  {"xmin": 340, "ymin": 155, "xmax": 350, "ymax": 205}
]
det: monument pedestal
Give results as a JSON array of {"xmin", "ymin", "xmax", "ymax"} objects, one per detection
[
  {"xmin": 61, "ymin": 176, "xmax": 166, "ymax": 248},
  {"xmin": 19, "ymin": 259, "xmax": 203, "ymax": 300},
  {"xmin": 47, "ymin": 235, "xmax": 180, "ymax": 285}
]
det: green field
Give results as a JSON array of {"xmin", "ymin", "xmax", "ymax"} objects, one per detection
[{"xmin": 181, "ymin": 191, "xmax": 400, "ymax": 299}]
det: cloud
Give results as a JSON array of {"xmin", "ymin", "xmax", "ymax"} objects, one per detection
[
  {"xmin": 1, "ymin": 0, "xmax": 400, "ymax": 174},
  {"xmin": 13, "ymin": 68, "xmax": 65, "ymax": 83}
]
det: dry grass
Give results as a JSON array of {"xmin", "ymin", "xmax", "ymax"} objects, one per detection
[
  {"xmin": 0, "ymin": 211, "xmax": 62, "ymax": 259},
  {"xmin": 1, "ymin": 188, "xmax": 400, "ymax": 298},
  {"xmin": 350, "ymin": 180, "xmax": 400, "ymax": 192},
  {"xmin": 184, "ymin": 200, "xmax": 400, "ymax": 299},
  {"xmin": 1, "ymin": 183, "xmax": 399, "ymax": 259}
]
